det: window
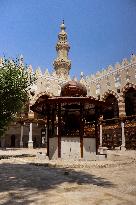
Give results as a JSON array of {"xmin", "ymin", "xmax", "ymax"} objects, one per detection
[{"xmin": 114, "ymin": 73, "xmax": 121, "ymax": 88}]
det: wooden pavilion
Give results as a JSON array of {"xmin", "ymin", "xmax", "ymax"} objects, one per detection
[{"xmin": 31, "ymin": 80, "xmax": 106, "ymax": 160}]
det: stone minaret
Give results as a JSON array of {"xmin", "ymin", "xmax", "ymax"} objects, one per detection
[{"xmin": 53, "ymin": 20, "xmax": 71, "ymax": 77}]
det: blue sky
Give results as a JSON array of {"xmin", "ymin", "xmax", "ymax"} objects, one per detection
[{"xmin": 0, "ymin": 0, "xmax": 136, "ymax": 78}]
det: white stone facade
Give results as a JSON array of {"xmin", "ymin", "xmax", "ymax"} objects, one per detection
[{"xmin": 29, "ymin": 54, "xmax": 136, "ymax": 107}]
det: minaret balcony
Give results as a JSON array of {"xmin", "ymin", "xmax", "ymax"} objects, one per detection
[
  {"xmin": 53, "ymin": 58, "xmax": 71, "ymax": 70},
  {"xmin": 56, "ymin": 43, "xmax": 70, "ymax": 51}
]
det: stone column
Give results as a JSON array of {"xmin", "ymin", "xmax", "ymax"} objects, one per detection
[
  {"xmin": 118, "ymin": 96, "xmax": 126, "ymax": 117},
  {"xmin": 28, "ymin": 122, "xmax": 33, "ymax": 148},
  {"xmin": 98, "ymin": 116, "xmax": 107, "ymax": 154},
  {"xmin": 100, "ymin": 124, "xmax": 103, "ymax": 147},
  {"xmin": 56, "ymin": 126, "xmax": 58, "ymax": 135},
  {"xmin": 99, "ymin": 123, "xmax": 104, "ymax": 154},
  {"xmin": 98, "ymin": 116, "xmax": 103, "ymax": 149},
  {"xmin": 20, "ymin": 125, "xmax": 24, "ymax": 148},
  {"xmin": 120, "ymin": 121, "xmax": 126, "ymax": 151}
]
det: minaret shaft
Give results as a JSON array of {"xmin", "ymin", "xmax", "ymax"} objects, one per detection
[{"xmin": 53, "ymin": 21, "xmax": 71, "ymax": 76}]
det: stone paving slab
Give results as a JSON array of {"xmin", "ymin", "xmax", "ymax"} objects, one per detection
[
  {"xmin": 0, "ymin": 148, "xmax": 47, "ymax": 156},
  {"xmin": 0, "ymin": 149, "xmax": 136, "ymax": 205}
]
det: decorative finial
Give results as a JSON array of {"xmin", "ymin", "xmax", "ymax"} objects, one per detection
[
  {"xmin": 60, "ymin": 19, "xmax": 66, "ymax": 31},
  {"xmin": 80, "ymin": 72, "xmax": 84, "ymax": 78},
  {"xmin": 20, "ymin": 54, "xmax": 24, "ymax": 60},
  {"xmin": 19, "ymin": 54, "xmax": 24, "ymax": 66}
]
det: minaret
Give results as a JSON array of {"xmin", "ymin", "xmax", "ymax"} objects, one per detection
[{"xmin": 53, "ymin": 20, "xmax": 71, "ymax": 77}]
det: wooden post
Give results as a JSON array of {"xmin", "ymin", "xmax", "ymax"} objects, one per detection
[
  {"xmin": 47, "ymin": 104, "xmax": 49, "ymax": 156},
  {"xmin": 58, "ymin": 102, "xmax": 61, "ymax": 158},
  {"xmin": 95, "ymin": 106, "xmax": 99, "ymax": 154},
  {"xmin": 80, "ymin": 103, "xmax": 84, "ymax": 158},
  {"xmin": 51, "ymin": 107, "xmax": 55, "ymax": 136}
]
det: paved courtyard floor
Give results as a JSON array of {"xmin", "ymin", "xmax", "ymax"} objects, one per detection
[{"xmin": 0, "ymin": 148, "xmax": 136, "ymax": 205}]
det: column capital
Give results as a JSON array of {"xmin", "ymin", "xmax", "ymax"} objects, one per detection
[
  {"xmin": 120, "ymin": 116, "xmax": 126, "ymax": 122},
  {"xmin": 99, "ymin": 115, "xmax": 103, "ymax": 124}
]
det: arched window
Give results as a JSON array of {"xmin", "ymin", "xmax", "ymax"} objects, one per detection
[
  {"xmin": 125, "ymin": 88, "xmax": 136, "ymax": 116},
  {"xmin": 114, "ymin": 73, "xmax": 121, "ymax": 88},
  {"xmin": 103, "ymin": 94, "xmax": 119, "ymax": 120},
  {"xmin": 96, "ymin": 83, "xmax": 100, "ymax": 95}
]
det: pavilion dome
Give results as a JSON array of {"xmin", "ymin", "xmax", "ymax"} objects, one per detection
[{"xmin": 61, "ymin": 80, "xmax": 87, "ymax": 97}]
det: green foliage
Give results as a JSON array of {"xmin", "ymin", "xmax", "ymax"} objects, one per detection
[{"xmin": 0, "ymin": 58, "xmax": 31, "ymax": 136}]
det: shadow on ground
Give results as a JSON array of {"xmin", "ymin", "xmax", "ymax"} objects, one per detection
[
  {"xmin": 0, "ymin": 162, "xmax": 114, "ymax": 205},
  {"xmin": 0, "ymin": 148, "xmax": 21, "ymax": 151}
]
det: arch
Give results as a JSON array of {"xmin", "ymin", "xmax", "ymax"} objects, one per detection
[
  {"xmin": 101, "ymin": 90, "xmax": 119, "ymax": 102},
  {"xmin": 124, "ymin": 87, "xmax": 136, "ymax": 116},
  {"xmin": 102, "ymin": 92, "xmax": 119, "ymax": 120},
  {"xmin": 121, "ymin": 83, "xmax": 136, "ymax": 100},
  {"xmin": 31, "ymin": 91, "xmax": 53, "ymax": 106},
  {"xmin": 119, "ymin": 83, "xmax": 136, "ymax": 116}
]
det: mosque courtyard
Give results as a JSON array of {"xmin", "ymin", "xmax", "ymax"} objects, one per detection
[{"xmin": 0, "ymin": 148, "xmax": 136, "ymax": 205}]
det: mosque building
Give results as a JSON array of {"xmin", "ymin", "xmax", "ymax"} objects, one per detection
[{"xmin": 0, "ymin": 21, "xmax": 136, "ymax": 159}]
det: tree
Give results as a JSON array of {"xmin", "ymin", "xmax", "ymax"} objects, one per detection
[{"xmin": 0, "ymin": 57, "xmax": 31, "ymax": 136}]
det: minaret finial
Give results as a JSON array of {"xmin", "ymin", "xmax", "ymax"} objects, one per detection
[{"xmin": 60, "ymin": 19, "xmax": 66, "ymax": 31}]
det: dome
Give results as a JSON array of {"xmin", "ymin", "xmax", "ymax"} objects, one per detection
[{"xmin": 61, "ymin": 80, "xmax": 87, "ymax": 97}]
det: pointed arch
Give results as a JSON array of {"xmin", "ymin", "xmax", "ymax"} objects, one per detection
[
  {"xmin": 121, "ymin": 83, "xmax": 136, "ymax": 116},
  {"xmin": 101, "ymin": 90, "xmax": 119, "ymax": 119},
  {"xmin": 31, "ymin": 91, "xmax": 53, "ymax": 106},
  {"xmin": 121, "ymin": 83, "xmax": 136, "ymax": 99},
  {"xmin": 101, "ymin": 90, "xmax": 119, "ymax": 102}
]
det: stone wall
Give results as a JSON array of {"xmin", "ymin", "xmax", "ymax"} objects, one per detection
[
  {"xmin": 61, "ymin": 137, "xmax": 80, "ymax": 160},
  {"xmin": 84, "ymin": 54, "xmax": 136, "ymax": 100},
  {"xmin": 83, "ymin": 138, "xmax": 96, "ymax": 160},
  {"xmin": 125, "ymin": 121, "xmax": 136, "ymax": 150},
  {"xmin": 48, "ymin": 137, "xmax": 98, "ymax": 160},
  {"xmin": 30, "ymin": 54, "xmax": 136, "ymax": 120},
  {"xmin": 1, "ymin": 123, "xmax": 42, "ymax": 148},
  {"xmin": 49, "ymin": 137, "xmax": 58, "ymax": 160}
]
